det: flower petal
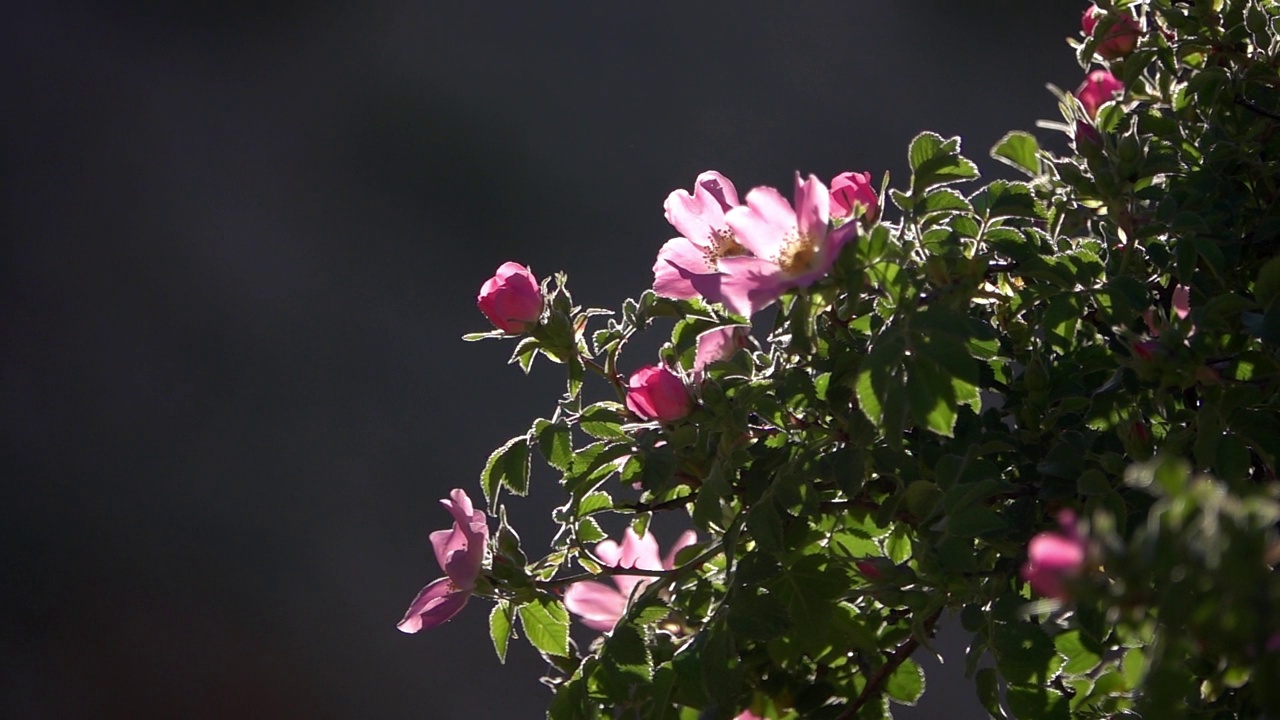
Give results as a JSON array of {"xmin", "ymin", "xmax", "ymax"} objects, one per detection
[
  {"xmin": 396, "ymin": 577, "xmax": 470, "ymax": 633},
  {"xmin": 653, "ymin": 237, "xmax": 713, "ymax": 300},
  {"xmin": 696, "ymin": 171, "xmax": 740, "ymax": 209},
  {"xmin": 792, "ymin": 173, "xmax": 829, "ymax": 239},
  {"xmin": 595, "ymin": 539, "xmax": 623, "ymax": 566},
  {"xmin": 564, "ymin": 580, "xmax": 629, "ymax": 632},
  {"xmin": 619, "ymin": 529, "xmax": 663, "ymax": 571},
  {"xmin": 726, "ymin": 187, "xmax": 795, "ymax": 259},
  {"xmin": 716, "ymin": 256, "xmax": 789, "ymax": 317},
  {"xmin": 663, "ymin": 530, "xmax": 699, "ymax": 569},
  {"xmin": 694, "ymin": 326, "xmax": 748, "ymax": 375}
]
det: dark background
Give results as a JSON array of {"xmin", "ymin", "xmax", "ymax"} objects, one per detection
[{"xmin": 3, "ymin": 2, "xmax": 1086, "ymax": 718}]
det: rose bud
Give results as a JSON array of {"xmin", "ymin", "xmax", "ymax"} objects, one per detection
[
  {"xmin": 1082, "ymin": 5, "xmax": 1141, "ymax": 60},
  {"xmin": 625, "ymin": 365, "xmax": 692, "ymax": 422},
  {"xmin": 1075, "ymin": 70, "xmax": 1124, "ymax": 120},
  {"xmin": 829, "ymin": 171, "xmax": 880, "ymax": 224},
  {"xmin": 477, "ymin": 262, "xmax": 543, "ymax": 333}
]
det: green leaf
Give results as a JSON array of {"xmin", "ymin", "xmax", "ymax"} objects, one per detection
[
  {"xmin": 1006, "ymin": 685, "xmax": 1068, "ymax": 720},
  {"xmin": 577, "ymin": 490, "xmax": 612, "ymax": 517},
  {"xmin": 536, "ymin": 420, "xmax": 574, "ymax": 471},
  {"xmin": 917, "ymin": 188, "xmax": 972, "ymax": 216},
  {"xmin": 976, "ymin": 668, "xmax": 1009, "ymax": 719},
  {"xmin": 1054, "ymin": 630, "xmax": 1102, "ymax": 676},
  {"xmin": 598, "ymin": 623, "xmax": 652, "ymax": 697},
  {"xmin": 481, "ymin": 435, "xmax": 531, "ymax": 503},
  {"xmin": 947, "ymin": 505, "xmax": 1007, "ymax": 538},
  {"xmin": 489, "ymin": 601, "xmax": 514, "ymax": 663},
  {"xmin": 991, "ymin": 130, "xmax": 1042, "ymax": 177},
  {"xmin": 518, "ymin": 595, "xmax": 570, "ymax": 658},
  {"xmin": 909, "ymin": 131, "xmax": 980, "ymax": 192},
  {"xmin": 579, "ymin": 402, "xmax": 629, "ymax": 440},
  {"xmin": 885, "ymin": 658, "xmax": 926, "ymax": 705}
]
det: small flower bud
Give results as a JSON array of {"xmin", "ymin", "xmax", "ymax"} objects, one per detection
[
  {"xmin": 1075, "ymin": 70, "xmax": 1124, "ymax": 120},
  {"xmin": 1082, "ymin": 5, "xmax": 1141, "ymax": 60},
  {"xmin": 625, "ymin": 365, "xmax": 692, "ymax": 422},
  {"xmin": 829, "ymin": 171, "xmax": 879, "ymax": 224},
  {"xmin": 477, "ymin": 262, "xmax": 543, "ymax": 334}
]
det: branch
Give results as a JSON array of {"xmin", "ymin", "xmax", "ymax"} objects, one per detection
[
  {"xmin": 1236, "ymin": 95, "xmax": 1280, "ymax": 122},
  {"xmin": 834, "ymin": 610, "xmax": 941, "ymax": 720}
]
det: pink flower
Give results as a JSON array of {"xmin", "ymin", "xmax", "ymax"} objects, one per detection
[
  {"xmin": 397, "ymin": 489, "xmax": 489, "ymax": 633},
  {"xmin": 829, "ymin": 171, "xmax": 879, "ymax": 224},
  {"xmin": 1082, "ymin": 5, "xmax": 1141, "ymax": 60},
  {"xmin": 693, "ymin": 325, "xmax": 750, "ymax": 377},
  {"xmin": 477, "ymin": 262, "xmax": 542, "ymax": 334},
  {"xmin": 564, "ymin": 529, "xmax": 696, "ymax": 631},
  {"xmin": 1075, "ymin": 70, "xmax": 1124, "ymax": 120},
  {"xmin": 652, "ymin": 171, "xmax": 751, "ymax": 309},
  {"xmin": 711, "ymin": 173, "xmax": 858, "ymax": 317},
  {"xmin": 626, "ymin": 365, "xmax": 692, "ymax": 422},
  {"xmin": 734, "ymin": 711, "xmax": 765, "ymax": 720},
  {"xmin": 1020, "ymin": 510, "xmax": 1086, "ymax": 599},
  {"xmin": 1143, "ymin": 284, "xmax": 1191, "ymax": 338}
]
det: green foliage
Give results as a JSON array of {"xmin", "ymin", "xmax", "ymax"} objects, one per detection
[{"xmin": 437, "ymin": 2, "xmax": 1280, "ymax": 718}]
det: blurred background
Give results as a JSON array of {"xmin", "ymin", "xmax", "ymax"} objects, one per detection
[{"xmin": 3, "ymin": 2, "xmax": 1087, "ymax": 717}]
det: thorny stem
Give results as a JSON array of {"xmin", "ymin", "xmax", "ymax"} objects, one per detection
[
  {"xmin": 834, "ymin": 610, "xmax": 942, "ymax": 720},
  {"xmin": 534, "ymin": 541, "xmax": 723, "ymax": 591}
]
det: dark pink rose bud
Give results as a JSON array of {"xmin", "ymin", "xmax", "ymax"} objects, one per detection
[
  {"xmin": 1073, "ymin": 119, "xmax": 1103, "ymax": 150},
  {"xmin": 1082, "ymin": 5, "xmax": 1141, "ymax": 60},
  {"xmin": 625, "ymin": 365, "xmax": 692, "ymax": 422},
  {"xmin": 1132, "ymin": 339, "xmax": 1159, "ymax": 362},
  {"xmin": 1075, "ymin": 70, "xmax": 1124, "ymax": 119},
  {"xmin": 477, "ymin": 262, "xmax": 543, "ymax": 334},
  {"xmin": 855, "ymin": 560, "xmax": 883, "ymax": 579},
  {"xmin": 1020, "ymin": 510, "xmax": 1086, "ymax": 599},
  {"xmin": 829, "ymin": 171, "xmax": 880, "ymax": 223}
]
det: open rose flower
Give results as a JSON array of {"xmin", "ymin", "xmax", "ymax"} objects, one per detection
[
  {"xmin": 1075, "ymin": 70, "xmax": 1124, "ymax": 120},
  {"xmin": 564, "ymin": 529, "xmax": 697, "ymax": 631},
  {"xmin": 1020, "ymin": 510, "xmax": 1086, "ymax": 599},
  {"xmin": 652, "ymin": 171, "xmax": 751, "ymax": 309},
  {"xmin": 397, "ymin": 489, "xmax": 489, "ymax": 633},
  {"xmin": 710, "ymin": 173, "xmax": 858, "ymax": 317}
]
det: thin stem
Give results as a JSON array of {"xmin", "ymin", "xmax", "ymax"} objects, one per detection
[{"xmin": 834, "ymin": 610, "xmax": 942, "ymax": 720}]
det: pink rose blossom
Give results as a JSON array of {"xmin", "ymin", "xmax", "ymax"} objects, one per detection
[
  {"xmin": 652, "ymin": 171, "xmax": 751, "ymax": 309},
  {"xmin": 693, "ymin": 325, "xmax": 750, "ymax": 377},
  {"xmin": 626, "ymin": 365, "xmax": 692, "ymax": 422},
  {"xmin": 711, "ymin": 173, "xmax": 858, "ymax": 317},
  {"xmin": 734, "ymin": 711, "xmax": 765, "ymax": 720},
  {"xmin": 477, "ymin": 262, "xmax": 543, "ymax": 334},
  {"xmin": 397, "ymin": 488, "xmax": 489, "ymax": 633},
  {"xmin": 1020, "ymin": 510, "xmax": 1086, "ymax": 599},
  {"xmin": 1075, "ymin": 70, "xmax": 1124, "ymax": 120},
  {"xmin": 829, "ymin": 171, "xmax": 879, "ymax": 224},
  {"xmin": 1082, "ymin": 5, "xmax": 1141, "ymax": 60},
  {"xmin": 564, "ymin": 529, "xmax": 697, "ymax": 631}
]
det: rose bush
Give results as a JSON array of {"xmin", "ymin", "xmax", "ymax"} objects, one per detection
[{"xmin": 405, "ymin": 2, "xmax": 1280, "ymax": 718}]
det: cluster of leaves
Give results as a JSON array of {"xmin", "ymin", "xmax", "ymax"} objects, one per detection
[{"xmin": 461, "ymin": 1, "xmax": 1280, "ymax": 717}]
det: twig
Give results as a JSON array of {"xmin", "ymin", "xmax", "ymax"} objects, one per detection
[
  {"xmin": 834, "ymin": 610, "xmax": 942, "ymax": 720},
  {"xmin": 1236, "ymin": 95, "xmax": 1280, "ymax": 122}
]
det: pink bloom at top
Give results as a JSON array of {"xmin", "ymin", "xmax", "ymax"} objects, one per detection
[
  {"xmin": 1076, "ymin": 70, "xmax": 1124, "ymax": 120},
  {"xmin": 626, "ymin": 365, "xmax": 692, "ymax": 422},
  {"xmin": 477, "ymin": 262, "xmax": 543, "ymax": 334},
  {"xmin": 734, "ymin": 711, "xmax": 765, "ymax": 720},
  {"xmin": 713, "ymin": 173, "xmax": 858, "ymax": 317},
  {"xmin": 829, "ymin": 171, "xmax": 879, "ymax": 224},
  {"xmin": 1020, "ymin": 510, "xmax": 1086, "ymax": 599},
  {"xmin": 1082, "ymin": 5, "xmax": 1141, "ymax": 60},
  {"xmin": 564, "ymin": 529, "xmax": 697, "ymax": 631},
  {"xmin": 397, "ymin": 488, "xmax": 489, "ymax": 633},
  {"xmin": 652, "ymin": 171, "xmax": 751, "ymax": 309}
]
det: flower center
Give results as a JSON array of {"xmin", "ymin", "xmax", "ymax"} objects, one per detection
[
  {"xmin": 702, "ymin": 228, "xmax": 748, "ymax": 269},
  {"xmin": 775, "ymin": 229, "xmax": 820, "ymax": 276}
]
